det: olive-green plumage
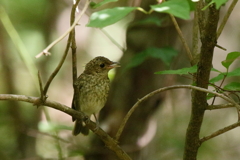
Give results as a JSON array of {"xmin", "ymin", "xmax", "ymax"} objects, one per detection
[{"xmin": 72, "ymin": 56, "xmax": 120, "ymax": 136}]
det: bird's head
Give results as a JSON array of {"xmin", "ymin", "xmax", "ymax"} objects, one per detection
[{"xmin": 84, "ymin": 56, "xmax": 120, "ymax": 76}]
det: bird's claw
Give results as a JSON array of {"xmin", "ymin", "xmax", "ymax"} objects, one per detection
[{"xmin": 83, "ymin": 115, "xmax": 90, "ymax": 124}]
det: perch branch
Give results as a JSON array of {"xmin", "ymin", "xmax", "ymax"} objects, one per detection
[
  {"xmin": 115, "ymin": 85, "xmax": 239, "ymax": 141},
  {"xmin": 0, "ymin": 94, "xmax": 132, "ymax": 160}
]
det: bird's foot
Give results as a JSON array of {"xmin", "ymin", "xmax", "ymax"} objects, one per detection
[{"xmin": 83, "ymin": 115, "xmax": 90, "ymax": 124}]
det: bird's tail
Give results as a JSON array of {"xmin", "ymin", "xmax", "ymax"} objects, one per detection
[{"xmin": 72, "ymin": 120, "xmax": 89, "ymax": 136}]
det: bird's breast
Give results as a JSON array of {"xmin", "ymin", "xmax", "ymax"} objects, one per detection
[{"xmin": 79, "ymin": 76, "xmax": 110, "ymax": 116}]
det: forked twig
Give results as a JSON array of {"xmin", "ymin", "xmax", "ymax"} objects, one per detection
[{"xmin": 35, "ymin": 0, "xmax": 90, "ymax": 58}]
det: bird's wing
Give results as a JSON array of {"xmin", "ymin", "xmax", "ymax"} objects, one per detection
[{"xmin": 71, "ymin": 74, "xmax": 84, "ymax": 122}]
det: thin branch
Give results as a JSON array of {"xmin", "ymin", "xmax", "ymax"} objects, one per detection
[
  {"xmin": 100, "ymin": 28, "xmax": 126, "ymax": 52},
  {"xmin": 200, "ymin": 121, "xmax": 240, "ymax": 144},
  {"xmin": 35, "ymin": 0, "xmax": 91, "ymax": 58},
  {"xmin": 0, "ymin": 94, "xmax": 132, "ymax": 160},
  {"xmin": 42, "ymin": 32, "xmax": 72, "ymax": 98},
  {"xmin": 37, "ymin": 71, "xmax": 44, "ymax": 102},
  {"xmin": 217, "ymin": 0, "xmax": 238, "ymax": 39},
  {"xmin": 215, "ymin": 44, "xmax": 227, "ymax": 51},
  {"xmin": 207, "ymin": 103, "xmax": 236, "ymax": 110},
  {"xmin": 115, "ymin": 85, "xmax": 240, "ymax": 141},
  {"xmin": 71, "ymin": 0, "xmax": 80, "ymax": 83},
  {"xmin": 169, "ymin": 14, "xmax": 193, "ymax": 64}
]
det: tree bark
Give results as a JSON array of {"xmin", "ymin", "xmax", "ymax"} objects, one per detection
[{"xmin": 183, "ymin": 4, "xmax": 220, "ymax": 160}]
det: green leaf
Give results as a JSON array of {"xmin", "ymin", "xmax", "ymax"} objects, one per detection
[
  {"xmin": 226, "ymin": 67, "xmax": 240, "ymax": 77},
  {"xmin": 87, "ymin": 7, "xmax": 137, "ymax": 28},
  {"xmin": 221, "ymin": 52, "xmax": 240, "ymax": 69},
  {"xmin": 155, "ymin": 65, "xmax": 197, "ymax": 75},
  {"xmin": 134, "ymin": 16, "xmax": 165, "ymax": 27},
  {"xmin": 223, "ymin": 82, "xmax": 240, "ymax": 91},
  {"xmin": 90, "ymin": 0, "xmax": 118, "ymax": 9},
  {"xmin": 126, "ymin": 47, "xmax": 178, "ymax": 69},
  {"xmin": 211, "ymin": 67, "xmax": 221, "ymax": 73},
  {"xmin": 149, "ymin": 47, "xmax": 178, "ymax": 65},
  {"xmin": 212, "ymin": 0, "xmax": 228, "ymax": 9},
  {"xmin": 151, "ymin": 0, "xmax": 190, "ymax": 20},
  {"xmin": 207, "ymin": 92, "xmax": 215, "ymax": 100},
  {"xmin": 209, "ymin": 73, "xmax": 225, "ymax": 83}
]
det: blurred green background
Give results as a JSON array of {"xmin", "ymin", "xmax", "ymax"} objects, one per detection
[{"xmin": 1, "ymin": 0, "xmax": 240, "ymax": 160}]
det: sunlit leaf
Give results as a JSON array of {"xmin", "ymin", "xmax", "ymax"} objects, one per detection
[
  {"xmin": 223, "ymin": 82, "xmax": 240, "ymax": 91},
  {"xmin": 151, "ymin": 0, "xmax": 190, "ymax": 20},
  {"xmin": 87, "ymin": 7, "xmax": 137, "ymax": 28},
  {"xmin": 221, "ymin": 52, "xmax": 240, "ymax": 69},
  {"xmin": 90, "ymin": 0, "xmax": 118, "ymax": 9},
  {"xmin": 155, "ymin": 65, "xmax": 197, "ymax": 75}
]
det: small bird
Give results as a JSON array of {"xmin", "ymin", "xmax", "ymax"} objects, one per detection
[{"xmin": 72, "ymin": 56, "xmax": 120, "ymax": 136}]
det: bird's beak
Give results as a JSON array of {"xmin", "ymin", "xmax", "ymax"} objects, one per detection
[{"xmin": 108, "ymin": 62, "xmax": 121, "ymax": 69}]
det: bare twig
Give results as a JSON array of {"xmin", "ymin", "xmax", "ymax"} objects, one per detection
[
  {"xmin": 207, "ymin": 103, "xmax": 236, "ymax": 110},
  {"xmin": 35, "ymin": 0, "xmax": 90, "ymax": 58},
  {"xmin": 217, "ymin": 0, "xmax": 238, "ymax": 39},
  {"xmin": 0, "ymin": 94, "xmax": 132, "ymax": 160},
  {"xmin": 115, "ymin": 85, "xmax": 240, "ymax": 141},
  {"xmin": 169, "ymin": 14, "xmax": 193, "ymax": 64},
  {"xmin": 37, "ymin": 71, "xmax": 44, "ymax": 101},
  {"xmin": 216, "ymin": 44, "xmax": 227, "ymax": 51},
  {"xmin": 200, "ymin": 121, "xmax": 240, "ymax": 144},
  {"xmin": 100, "ymin": 28, "xmax": 126, "ymax": 52},
  {"xmin": 42, "ymin": 33, "xmax": 72, "ymax": 98}
]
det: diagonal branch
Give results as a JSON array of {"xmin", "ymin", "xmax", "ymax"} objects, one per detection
[
  {"xmin": 0, "ymin": 94, "xmax": 132, "ymax": 160},
  {"xmin": 115, "ymin": 85, "xmax": 239, "ymax": 141},
  {"xmin": 169, "ymin": 15, "xmax": 193, "ymax": 64},
  {"xmin": 200, "ymin": 121, "xmax": 240, "ymax": 144},
  {"xmin": 35, "ymin": 0, "xmax": 90, "ymax": 58}
]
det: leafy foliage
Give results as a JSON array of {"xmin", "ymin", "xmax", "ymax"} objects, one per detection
[
  {"xmin": 212, "ymin": 0, "xmax": 228, "ymax": 9},
  {"xmin": 221, "ymin": 52, "xmax": 240, "ymax": 70},
  {"xmin": 90, "ymin": 0, "xmax": 118, "ymax": 9},
  {"xmin": 223, "ymin": 82, "xmax": 240, "ymax": 91},
  {"xmin": 87, "ymin": 0, "xmax": 196, "ymax": 28},
  {"xmin": 155, "ymin": 65, "xmax": 197, "ymax": 75},
  {"xmin": 87, "ymin": 7, "xmax": 137, "ymax": 28},
  {"xmin": 126, "ymin": 47, "xmax": 178, "ymax": 69},
  {"xmin": 150, "ymin": 0, "xmax": 191, "ymax": 20}
]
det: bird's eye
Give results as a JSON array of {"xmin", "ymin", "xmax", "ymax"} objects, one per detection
[{"xmin": 100, "ymin": 63, "xmax": 105, "ymax": 68}]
